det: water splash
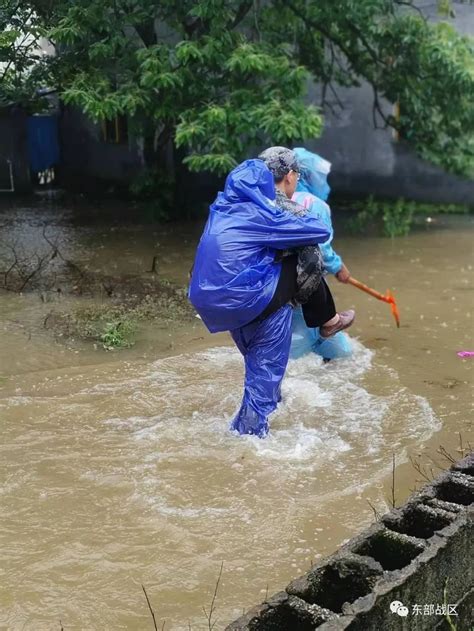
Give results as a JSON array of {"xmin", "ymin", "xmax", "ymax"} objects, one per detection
[{"xmin": 0, "ymin": 340, "xmax": 441, "ymax": 630}]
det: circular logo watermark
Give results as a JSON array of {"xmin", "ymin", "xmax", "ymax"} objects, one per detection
[{"xmin": 390, "ymin": 601, "xmax": 409, "ymax": 617}]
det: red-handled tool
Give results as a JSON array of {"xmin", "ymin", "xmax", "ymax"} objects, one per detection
[{"xmin": 348, "ymin": 277, "xmax": 400, "ymax": 328}]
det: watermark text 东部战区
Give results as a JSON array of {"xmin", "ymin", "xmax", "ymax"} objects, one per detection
[{"xmin": 390, "ymin": 600, "xmax": 458, "ymax": 617}]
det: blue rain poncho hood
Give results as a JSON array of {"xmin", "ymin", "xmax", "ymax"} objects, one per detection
[
  {"xmin": 189, "ymin": 159, "xmax": 330, "ymax": 333},
  {"xmin": 294, "ymin": 147, "xmax": 331, "ymax": 201}
]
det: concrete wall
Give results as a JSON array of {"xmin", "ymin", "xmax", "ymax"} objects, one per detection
[
  {"xmin": 59, "ymin": 107, "xmax": 144, "ymax": 190},
  {"xmin": 305, "ymin": 2, "xmax": 474, "ymax": 204},
  {"xmin": 227, "ymin": 454, "xmax": 474, "ymax": 631}
]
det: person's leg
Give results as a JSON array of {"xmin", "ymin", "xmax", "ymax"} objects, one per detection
[
  {"xmin": 261, "ymin": 256, "xmax": 339, "ymax": 329},
  {"xmin": 301, "ymin": 278, "xmax": 336, "ymax": 327},
  {"xmin": 230, "ymin": 305, "xmax": 293, "ymax": 437},
  {"xmin": 300, "ymin": 275, "xmax": 355, "ymax": 337}
]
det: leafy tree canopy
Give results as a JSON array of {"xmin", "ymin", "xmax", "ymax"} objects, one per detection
[
  {"xmin": 1, "ymin": 0, "xmax": 473, "ymax": 178},
  {"xmin": 0, "ymin": 0, "xmax": 50, "ymax": 109}
]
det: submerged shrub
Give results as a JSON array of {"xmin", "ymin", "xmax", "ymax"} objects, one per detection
[
  {"xmin": 381, "ymin": 199, "xmax": 414, "ymax": 238},
  {"xmin": 346, "ymin": 196, "xmax": 471, "ymax": 237},
  {"xmin": 100, "ymin": 319, "xmax": 136, "ymax": 350}
]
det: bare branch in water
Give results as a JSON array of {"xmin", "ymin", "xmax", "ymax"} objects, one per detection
[
  {"xmin": 203, "ymin": 561, "xmax": 224, "ymax": 630},
  {"xmin": 142, "ymin": 584, "xmax": 159, "ymax": 631},
  {"xmin": 0, "ymin": 221, "xmax": 85, "ymax": 292},
  {"xmin": 437, "ymin": 445, "xmax": 456, "ymax": 465},
  {"xmin": 42, "ymin": 224, "xmax": 84, "ymax": 278},
  {"xmin": 414, "ymin": 438, "xmax": 470, "ymax": 483},
  {"xmin": 391, "ymin": 452, "xmax": 396, "ymax": 509},
  {"xmin": 409, "ymin": 455, "xmax": 433, "ymax": 483},
  {"xmin": 366, "ymin": 499, "xmax": 382, "ymax": 522}
]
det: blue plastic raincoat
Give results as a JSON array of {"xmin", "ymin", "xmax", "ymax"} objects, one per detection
[
  {"xmin": 189, "ymin": 159, "xmax": 330, "ymax": 333},
  {"xmin": 290, "ymin": 148, "xmax": 351, "ymax": 361},
  {"xmin": 189, "ymin": 159, "xmax": 330, "ymax": 436},
  {"xmin": 292, "ymin": 147, "xmax": 342, "ymax": 275}
]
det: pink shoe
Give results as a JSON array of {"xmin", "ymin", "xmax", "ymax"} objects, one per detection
[{"xmin": 320, "ymin": 310, "xmax": 355, "ymax": 338}]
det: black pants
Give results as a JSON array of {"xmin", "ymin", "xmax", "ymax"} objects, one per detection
[{"xmin": 258, "ymin": 255, "xmax": 336, "ymax": 327}]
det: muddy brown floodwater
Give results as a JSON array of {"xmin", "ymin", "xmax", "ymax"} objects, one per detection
[{"xmin": 0, "ymin": 198, "xmax": 472, "ymax": 630}]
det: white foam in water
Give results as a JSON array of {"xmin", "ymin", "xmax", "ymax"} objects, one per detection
[
  {"xmin": 101, "ymin": 341, "xmax": 440, "ymax": 490},
  {"xmin": 249, "ymin": 423, "xmax": 351, "ymax": 463},
  {"xmin": 147, "ymin": 502, "xmax": 230, "ymax": 519},
  {"xmin": 77, "ymin": 340, "xmax": 440, "ymax": 528}
]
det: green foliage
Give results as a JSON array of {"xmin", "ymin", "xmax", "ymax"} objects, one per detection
[
  {"xmin": 51, "ymin": 280, "xmax": 195, "ymax": 349},
  {"xmin": 437, "ymin": 0, "xmax": 455, "ymax": 19},
  {"xmin": 405, "ymin": 201, "xmax": 471, "ymax": 215},
  {"xmin": 0, "ymin": 1, "xmax": 51, "ymax": 109},
  {"xmin": 2, "ymin": 0, "xmax": 473, "ymax": 181},
  {"xmin": 346, "ymin": 195, "xmax": 380, "ymax": 234},
  {"xmin": 353, "ymin": 196, "xmax": 414, "ymax": 238},
  {"xmin": 100, "ymin": 319, "xmax": 136, "ymax": 350},
  {"xmin": 381, "ymin": 199, "xmax": 415, "ymax": 238},
  {"xmin": 265, "ymin": 1, "xmax": 474, "ymax": 178},
  {"xmin": 43, "ymin": 0, "xmax": 324, "ymax": 176},
  {"xmin": 378, "ymin": 18, "xmax": 474, "ymax": 177},
  {"xmin": 347, "ymin": 195, "xmax": 472, "ymax": 237}
]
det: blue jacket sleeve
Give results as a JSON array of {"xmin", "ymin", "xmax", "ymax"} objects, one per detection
[
  {"xmin": 252, "ymin": 209, "xmax": 330, "ymax": 250},
  {"xmin": 306, "ymin": 200, "xmax": 343, "ymax": 274}
]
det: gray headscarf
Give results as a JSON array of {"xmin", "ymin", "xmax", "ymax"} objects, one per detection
[{"xmin": 258, "ymin": 146, "xmax": 299, "ymax": 181}]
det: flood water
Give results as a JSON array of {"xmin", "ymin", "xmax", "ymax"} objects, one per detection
[{"xmin": 0, "ymin": 199, "xmax": 472, "ymax": 630}]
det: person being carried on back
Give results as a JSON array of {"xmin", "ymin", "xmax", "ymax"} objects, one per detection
[
  {"xmin": 259, "ymin": 146, "xmax": 354, "ymax": 338},
  {"xmin": 189, "ymin": 157, "xmax": 354, "ymax": 438}
]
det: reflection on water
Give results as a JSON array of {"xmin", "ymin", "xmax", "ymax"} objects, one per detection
[{"xmin": 0, "ymin": 202, "xmax": 472, "ymax": 629}]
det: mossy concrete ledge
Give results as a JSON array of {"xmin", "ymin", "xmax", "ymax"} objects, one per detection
[{"xmin": 226, "ymin": 454, "xmax": 473, "ymax": 631}]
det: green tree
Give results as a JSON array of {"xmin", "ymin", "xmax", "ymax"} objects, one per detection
[
  {"xmin": 0, "ymin": 0, "xmax": 50, "ymax": 109},
  {"xmin": 46, "ymin": 0, "xmax": 322, "ymax": 176},
  {"xmin": 264, "ymin": 0, "xmax": 473, "ymax": 177},
  {"xmin": 2, "ymin": 0, "xmax": 473, "ymax": 179}
]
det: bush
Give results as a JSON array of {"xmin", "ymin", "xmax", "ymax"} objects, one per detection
[
  {"xmin": 346, "ymin": 196, "xmax": 471, "ymax": 237},
  {"xmin": 381, "ymin": 199, "xmax": 414, "ymax": 238},
  {"xmin": 100, "ymin": 319, "xmax": 136, "ymax": 350}
]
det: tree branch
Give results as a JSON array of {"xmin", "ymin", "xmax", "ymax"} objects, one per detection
[
  {"xmin": 0, "ymin": 7, "xmax": 36, "ymax": 82},
  {"xmin": 393, "ymin": 0, "xmax": 427, "ymax": 20}
]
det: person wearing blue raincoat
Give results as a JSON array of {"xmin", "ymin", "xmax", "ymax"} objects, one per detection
[
  {"xmin": 290, "ymin": 148, "xmax": 353, "ymax": 360},
  {"xmin": 189, "ymin": 159, "xmax": 332, "ymax": 437},
  {"xmin": 292, "ymin": 147, "xmax": 350, "ymax": 282}
]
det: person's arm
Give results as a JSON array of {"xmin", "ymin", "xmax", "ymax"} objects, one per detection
[
  {"xmin": 319, "ymin": 241, "xmax": 343, "ymax": 275},
  {"xmin": 250, "ymin": 208, "xmax": 330, "ymax": 250},
  {"xmin": 305, "ymin": 198, "xmax": 349, "ymax": 279},
  {"xmin": 335, "ymin": 262, "xmax": 350, "ymax": 283}
]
